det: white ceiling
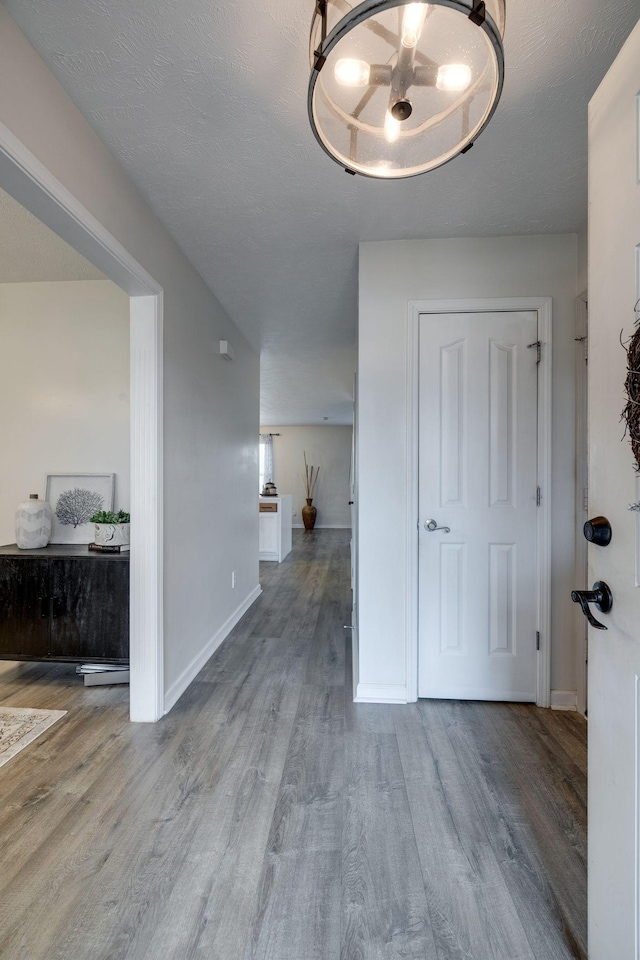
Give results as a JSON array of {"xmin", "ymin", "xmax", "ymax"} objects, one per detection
[
  {"xmin": 2, "ymin": 0, "xmax": 638, "ymax": 423},
  {"xmin": 0, "ymin": 187, "xmax": 105, "ymax": 282}
]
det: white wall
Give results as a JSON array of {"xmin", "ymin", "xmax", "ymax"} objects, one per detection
[
  {"xmin": 358, "ymin": 235, "xmax": 578, "ymax": 700},
  {"xmin": 263, "ymin": 425, "xmax": 352, "ymax": 528},
  {"xmin": 0, "ymin": 7, "xmax": 260, "ymax": 711},
  {"xmin": 0, "ymin": 280, "xmax": 130, "ymax": 546}
]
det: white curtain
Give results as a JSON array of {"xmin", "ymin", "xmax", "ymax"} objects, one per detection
[{"xmin": 259, "ymin": 434, "xmax": 274, "ymax": 490}]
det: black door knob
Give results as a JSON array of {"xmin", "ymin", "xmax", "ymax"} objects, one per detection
[
  {"xmin": 571, "ymin": 580, "xmax": 613, "ymax": 630},
  {"xmin": 583, "ymin": 516, "xmax": 612, "ymax": 546}
]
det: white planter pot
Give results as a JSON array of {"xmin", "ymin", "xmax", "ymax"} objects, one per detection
[{"xmin": 94, "ymin": 522, "xmax": 130, "ymax": 550}]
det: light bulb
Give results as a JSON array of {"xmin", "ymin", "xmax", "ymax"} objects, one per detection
[
  {"xmin": 334, "ymin": 58, "xmax": 370, "ymax": 87},
  {"xmin": 401, "ymin": 3, "xmax": 428, "ymax": 48},
  {"xmin": 436, "ymin": 63, "xmax": 472, "ymax": 92},
  {"xmin": 384, "ymin": 111, "xmax": 401, "ymax": 143}
]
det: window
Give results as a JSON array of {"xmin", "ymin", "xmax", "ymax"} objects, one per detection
[{"xmin": 259, "ymin": 434, "xmax": 274, "ymax": 492}]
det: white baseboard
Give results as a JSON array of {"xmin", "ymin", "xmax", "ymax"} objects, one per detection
[
  {"xmin": 354, "ymin": 683, "xmax": 578, "ymax": 709},
  {"xmin": 550, "ymin": 689, "xmax": 578, "ymax": 711},
  {"xmin": 163, "ymin": 584, "xmax": 262, "ymax": 714},
  {"xmin": 292, "ymin": 523, "xmax": 352, "ymax": 529},
  {"xmin": 355, "ymin": 682, "xmax": 408, "ymax": 704}
]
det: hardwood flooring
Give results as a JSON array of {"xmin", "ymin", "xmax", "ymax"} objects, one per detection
[{"xmin": 0, "ymin": 530, "xmax": 587, "ymax": 960}]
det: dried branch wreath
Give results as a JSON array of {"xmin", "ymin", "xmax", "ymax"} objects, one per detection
[{"xmin": 621, "ymin": 299, "xmax": 640, "ymax": 472}]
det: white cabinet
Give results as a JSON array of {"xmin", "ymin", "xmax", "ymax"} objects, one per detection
[{"xmin": 259, "ymin": 495, "xmax": 292, "ymax": 562}]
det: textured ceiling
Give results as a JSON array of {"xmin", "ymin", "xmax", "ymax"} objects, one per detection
[
  {"xmin": 2, "ymin": 0, "xmax": 638, "ymax": 423},
  {"xmin": 0, "ymin": 187, "xmax": 105, "ymax": 282}
]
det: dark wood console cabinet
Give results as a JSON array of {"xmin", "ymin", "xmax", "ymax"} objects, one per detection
[{"xmin": 0, "ymin": 544, "xmax": 129, "ymax": 663}]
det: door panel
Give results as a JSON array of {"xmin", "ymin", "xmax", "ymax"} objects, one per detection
[
  {"xmin": 418, "ymin": 311, "xmax": 539, "ymax": 701},
  {"xmin": 489, "ymin": 339, "xmax": 516, "ymax": 506},
  {"xmin": 587, "ymin": 22, "xmax": 640, "ymax": 958},
  {"xmin": 440, "ymin": 338, "xmax": 465, "ymax": 506},
  {"xmin": 489, "ymin": 542, "xmax": 515, "ymax": 655},
  {"xmin": 439, "ymin": 542, "xmax": 464, "ymax": 654}
]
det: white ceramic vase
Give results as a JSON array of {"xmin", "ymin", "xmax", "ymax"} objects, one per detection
[
  {"xmin": 16, "ymin": 494, "xmax": 52, "ymax": 549},
  {"xmin": 94, "ymin": 522, "xmax": 130, "ymax": 550}
]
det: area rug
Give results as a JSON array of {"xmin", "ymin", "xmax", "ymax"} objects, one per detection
[{"xmin": 0, "ymin": 707, "xmax": 67, "ymax": 768}]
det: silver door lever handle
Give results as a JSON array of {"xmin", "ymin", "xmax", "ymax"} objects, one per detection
[{"xmin": 424, "ymin": 519, "xmax": 451, "ymax": 533}]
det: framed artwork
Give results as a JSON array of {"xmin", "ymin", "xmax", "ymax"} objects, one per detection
[{"xmin": 45, "ymin": 474, "xmax": 115, "ymax": 544}]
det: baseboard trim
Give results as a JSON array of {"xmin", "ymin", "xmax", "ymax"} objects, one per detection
[
  {"xmin": 292, "ymin": 523, "xmax": 352, "ymax": 529},
  {"xmin": 163, "ymin": 584, "xmax": 262, "ymax": 714},
  {"xmin": 355, "ymin": 682, "xmax": 408, "ymax": 704},
  {"xmin": 550, "ymin": 689, "xmax": 578, "ymax": 711}
]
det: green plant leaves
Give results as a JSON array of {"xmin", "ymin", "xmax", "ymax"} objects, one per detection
[{"xmin": 89, "ymin": 510, "xmax": 130, "ymax": 524}]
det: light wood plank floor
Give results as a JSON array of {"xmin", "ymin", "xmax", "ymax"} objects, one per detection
[{"xmin": 0, "ymin": 530, "xmax": 586, "ymax": 960}]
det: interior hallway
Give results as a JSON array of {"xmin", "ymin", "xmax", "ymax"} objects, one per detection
[{"xmin": 0, "ymin": 530, "xmax": 586, "ymax": 959}]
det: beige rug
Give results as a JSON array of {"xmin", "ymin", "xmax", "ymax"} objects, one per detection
[{"xmin": 0, "ymin": 707, "xmax": 67, "ymax": 768}]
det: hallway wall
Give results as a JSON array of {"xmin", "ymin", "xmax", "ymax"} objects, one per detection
[{"xmin": 0, "ymin": 7, "xmax": 260, "ymax": 714}]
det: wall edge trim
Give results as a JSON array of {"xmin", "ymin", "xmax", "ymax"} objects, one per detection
[
  {"xmin": 550, "ymin": 689, "xmax": 578, "ymax": 710},
  {"xmin": 355, "ymin": 682, "xmax": 408, "ymax": 703},
  {"xmin": 0, "ymin": 119, "xmax": 161, "ymax": 296}
]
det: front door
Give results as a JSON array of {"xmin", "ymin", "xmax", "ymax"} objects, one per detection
[
  {"xmin": 588, "ymin": 21, "xmax": 640, "ymax": 958},
  {"xmin": 418, "ymin": 311, "xmax": 539, "ymax": 701}
]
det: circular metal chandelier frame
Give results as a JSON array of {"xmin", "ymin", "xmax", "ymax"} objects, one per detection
[{"xmin": 307, "ymin": 0, "xmax": 505, "ymax": 179}]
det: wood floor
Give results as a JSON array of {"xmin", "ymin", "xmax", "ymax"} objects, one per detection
[{"xmin": 0, "ymin": 530, "xmax": 587, "ymax": 960}]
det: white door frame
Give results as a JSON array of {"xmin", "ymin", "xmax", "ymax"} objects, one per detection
[
  {"xmin": 0, "ymin": 121, "xmax": 164, "ymax": 722},
  {"xmin": 406, "ymin": 297, "xmax": 552, "ymax": 707},
  {"xmin": 350, "ymin": 372, "xmax": 359, "ymax": 703},
  {"xmin": 574, "ymin": 292, "xmax": 588, "ymax": 716}
]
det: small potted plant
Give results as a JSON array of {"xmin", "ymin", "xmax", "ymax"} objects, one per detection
[{"xmin": 90, "ymin": 510, "xmax": 131, "ymax": 551}]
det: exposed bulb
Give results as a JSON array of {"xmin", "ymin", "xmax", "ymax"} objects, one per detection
[
  {"xmin": 334, "ymin": 58, "xmax": 370, "ymax": 87},
  {"xmin": 384, "ymin": 111, "xmax": 401, "ymax": 143},
  {"xmin": 436, "ymin": 63, "xmax": 472, "ymax": 92},
  {"xmin": 401, "ymin": 3, "xmax": 428, "ymax": 48}
]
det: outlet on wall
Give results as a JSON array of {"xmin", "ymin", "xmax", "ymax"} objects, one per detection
[{"xmin": 231, "ymin": 570, "xmax": 236, "ymax": 589}]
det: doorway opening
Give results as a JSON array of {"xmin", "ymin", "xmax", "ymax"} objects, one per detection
[{"xmin": 0, "ymin": 126, "xmax": 163, "ymax": 721}]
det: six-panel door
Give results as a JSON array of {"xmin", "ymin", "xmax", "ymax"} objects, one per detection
[{"xmin": 418, "ymin": 311, "xmax": 539, "ymax": 701}]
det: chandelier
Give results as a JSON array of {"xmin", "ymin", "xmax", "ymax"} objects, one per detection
[{"xmin": 308, "ymin": 0, "xmax": 505, "ymax": 178}]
